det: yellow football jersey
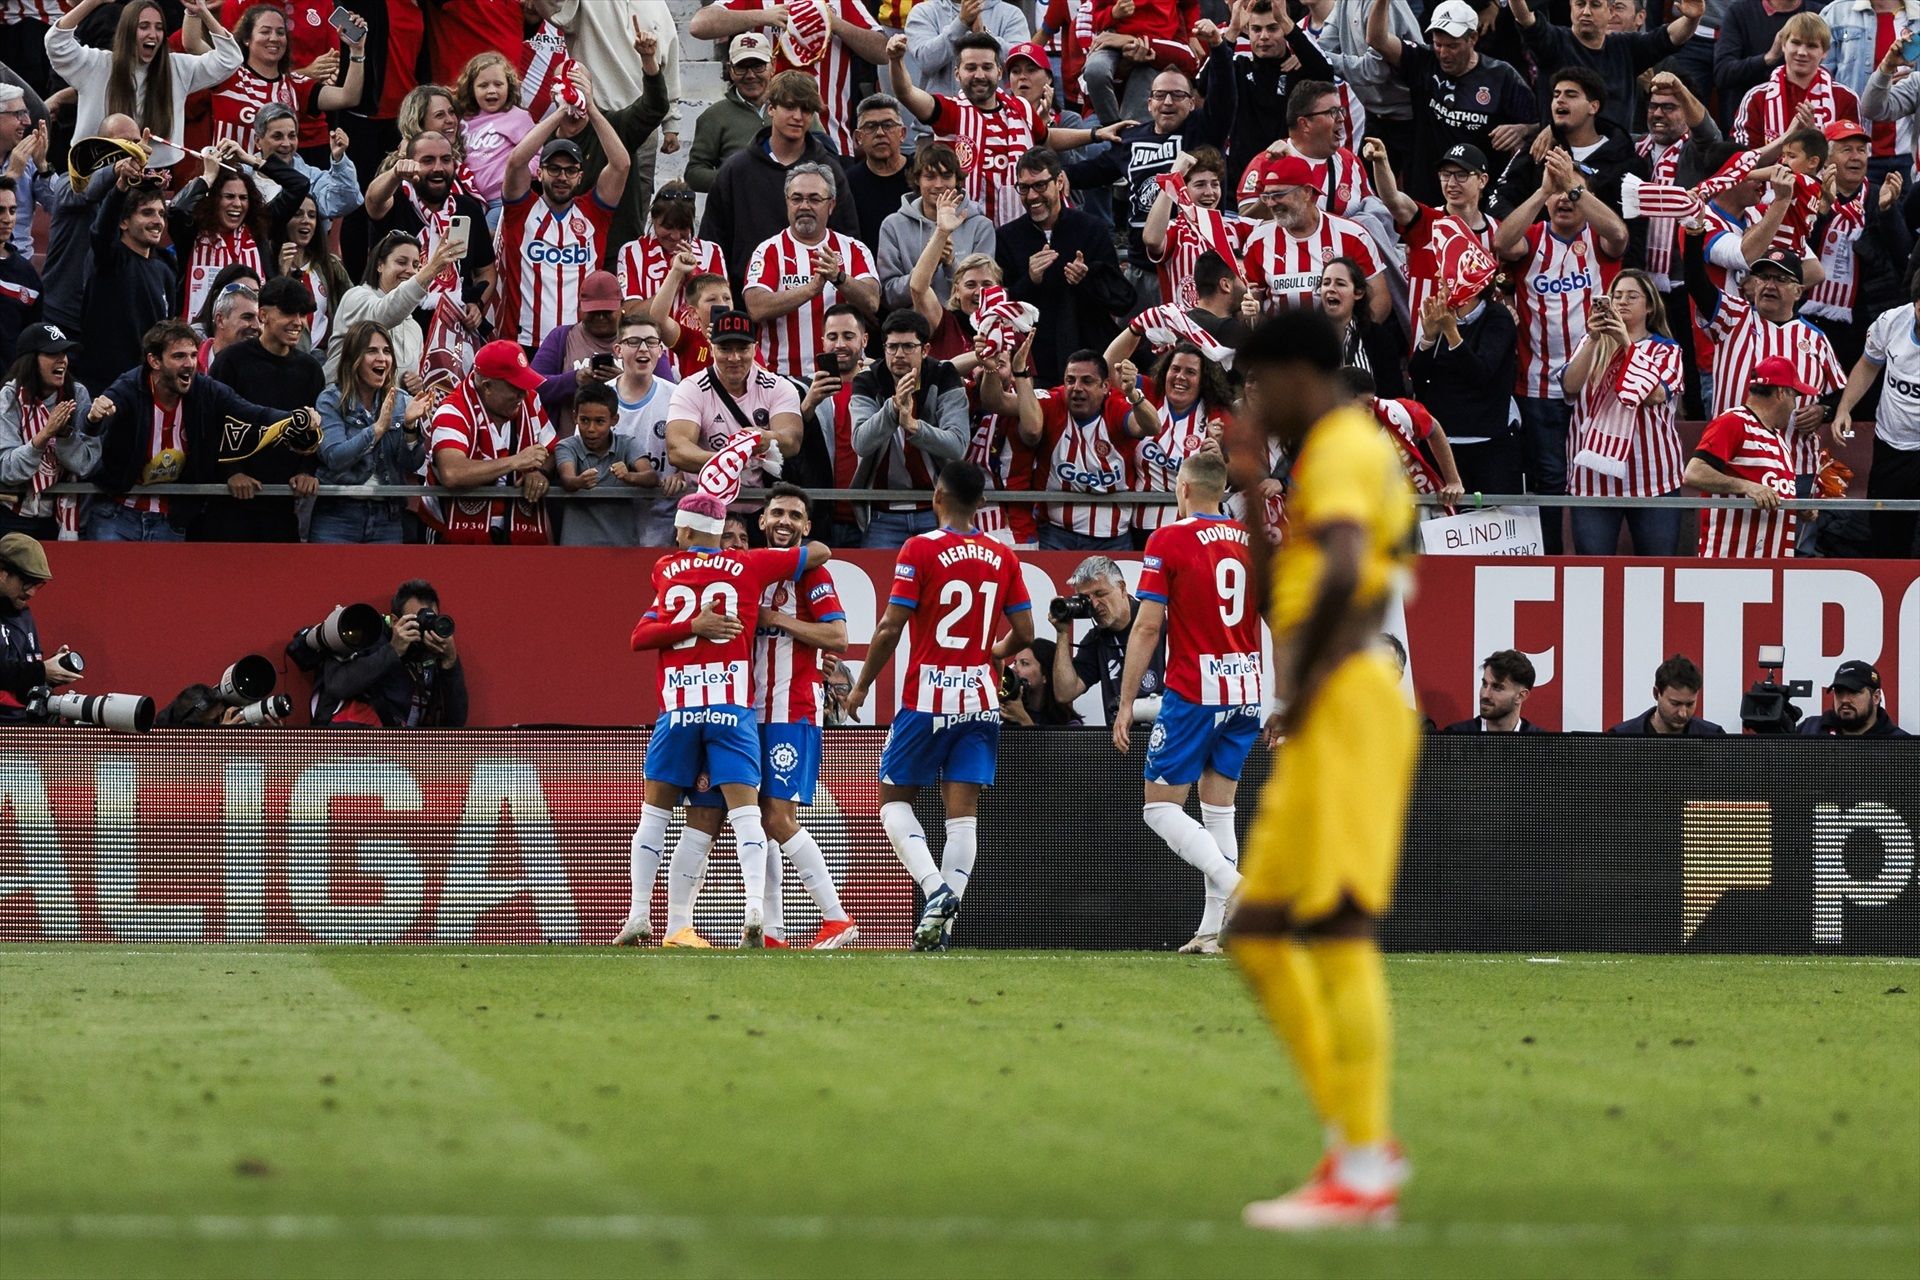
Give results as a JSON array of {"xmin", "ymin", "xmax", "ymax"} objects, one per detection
[{"xmin": 1267, "ymin": 405, "xmax": 1415, "ymax": 635}]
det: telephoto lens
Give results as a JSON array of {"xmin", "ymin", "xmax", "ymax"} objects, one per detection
[
  {"xmin": 44, "ymin": 691, "xmax": 155, "ymax": 733},
  {"xmin": 216, "ymin": 654, "xmax": 276, "ymax": 705},
  {"xmin": 238, "ymin": 694, "xmax": 292, "ymax": 726}
]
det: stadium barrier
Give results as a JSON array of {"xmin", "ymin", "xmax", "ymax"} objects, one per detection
[
  {"xmin": 28, "ymin": 547, "xmax": 1919, "ymax": 732},
  {"xmin": 0, "ymin": 729, "xmax": 1913, "ymax": 954}
]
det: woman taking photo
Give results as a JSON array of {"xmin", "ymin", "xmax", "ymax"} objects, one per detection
[
  {"xmin": 1561, "ymin": 268, "xmax": 1687, "ymax": 556},
  {"xmin": 313, "ymin": 321, "xmax": 434, "ymax": 544},
  {"xmin": 325, "ymin": 231, "xmax": 463, "ymax": 383},
  {"xmin": 198, "ymin": 3, "xmax": 365, "ymax": 154},
  {"xmin": 0, "ymin": 325, "xmax": 98, "ymax": 539},
  {"xmin": 273, "ymin": 193, "xmax": 352, "ymax": 350},
  {"xmin": 47, "ymin": 0, "xmax": 241, "ymax": 147}
]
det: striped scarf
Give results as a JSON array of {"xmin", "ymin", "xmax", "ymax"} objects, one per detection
[
  {"xmin": 1572, "ymin": 338, "xmax": 1682, "ymax": 480},
  {"xmin": 1155, "ymin": 174, "xmax": 1243, "ymax": 284},
  {"xmin": 1635, "ymin": 134, "xmax": 1685, "ymax": 282},
  {"xmin": 5, "ymin": 397, "xmax": 80, "ymax": 537},
  {"xmin": 185, "ymin": 229, "xmax": 261, "ymax": 320},
  {"xmin": 1757, "ymin": 66, "xmax": 1837, "ymax": 146}
]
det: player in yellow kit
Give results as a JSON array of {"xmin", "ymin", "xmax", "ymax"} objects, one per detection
[{"xmin": 1226, "ymin": 310, "xmax": 1420, "ymax": 1231}]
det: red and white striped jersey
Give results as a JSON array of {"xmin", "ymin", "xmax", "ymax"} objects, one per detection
[
  {"xmin": 426, "ymin": 375, "xmax": 558, "ymax": 535},
  {"xmin": 1034, "ymin": 388, "xmax": 1137, "ymax": 539},
  {"xmin": 1234, "ymin": 146, "xmax": 1372, "ymax": 219},
  {"xmin": 1511, "ymin": 222, "xmax": 1622, "ymax": 400},
  {"xmin": 1242, "ymin": 210, "xmax": 1382, "ymax": 315},
  {"xmin": 962, "ymin": 404, "xmax": 1014, "ymax": 542},
  {"xmin": 1367, "ymin": 396, "xmax": 1446, "ymax": 500},
  {"xmin": 1693, "ymin": 406, "xmax": 1798, "ymax": 558},
  {"xmin": 182, "ymin": 230, "xmax": 263, "ymax": 321},
  {"xmin": 615, "ymin": 235, "xmax": 726, "ymax": 308},
  {"xmin": 207, "ymin": 64, "xmax": 317, "ymax": 152},
  {"xmin": 493, "ymin": 190, "xmax": 618, "ymax": 347},
  {"xmin": 1136, "ymin": 514, "xmax": 1262, "ymax": 706},
  {"xmin": 752, "ymin": 563, "xmax": 846, "ymax": 725},
  {"xmin": 127, "ymin": 385, "xmax": 186, "ymax": 516},
  {"xmin": 1042, "ymin": 0, "xmax": 1093, "ymax": 112},
  {"xmin": 2, "ymin": 0, "xmax": 69, "ymax": 20},
  {"xmin": 642, "ymin": 545, "xmax": 810, "ymax": 711},
  {"xmin": 927, "ymin": 91, "xmax": 1044, "ymax": 225},
  {"xmin": 1402, "ymin": 204, "xmax": 1500, "ymax": 342},
  {"xmin": 719, "ymin": 0, "xmax": 881, "ymax": 154},
  {"xmin": 1703, "ymin": 294, "xmax": 1844, "ymax": 474},
  {"xmin": 744, "ymin": 229, "xmax": 877, "ymax": 377},
  {"xmin": 1131, "ymin": 393, "xmax": 1226, "ymax": 531},
  {"xmin": 1567, "ymin": 337, "xmax": 1687, "ymax": 497},
  {"xmin": 1804, "ymin": 186, "xmax": 1868, "ymax": 322},
  {"xmin": 1151, "ymin": 210, "xmax": 1252, "ymax": 311},
  {"xmin": 887, "ymin": 526, "xmax": 1033, "ymax": 715},
  {"xmin": 1732, "ymin": 67, "xmax": 1858, "ymax": 148},
  {"xmin": 517, "ymin": 21, "xmax": 568, "ymax": 118},
  {"xmin": 1636, "ymin": 133, "xmax": 1685, "ymax": 289}
]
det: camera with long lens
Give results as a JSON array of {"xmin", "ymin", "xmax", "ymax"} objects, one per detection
[
  {"xmin": 25, "ymin": 685, "xmax": 156, "ymax": 733},
  {"xmin": 1740, "ymin": 644, "xmax": 1812, "ymax": 734},
  {"xmin": 288, "ymin": 603, "xmax": 389, "ymax": 669},
  {"xmin": 215, "ymin": 654, "xmax": 276, "ymax": 705},
  {"xmin": 237, "ymin": 694, "xmax": 291, "ymax": 725},
  {"xmin": 1049, "ymin": 594, "xmax": 1095, "ymax": 625}
]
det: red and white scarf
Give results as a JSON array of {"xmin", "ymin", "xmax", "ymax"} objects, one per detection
[
  {"xmin": 1155, "ymin": 174, "xmax": 1243, "ymax": 285},
  {"xmin": 4, "ymin": 397, "xmax": 80, "ymax": 537},
  {"xmin": 1631, "ymin": 137, "xmax": 1689, "ymax": 282},
  {"xmin": 405, "ymin": 180, "xmax": 463, "ymax": 304},
  {"xmin": 184, "ymin": 228, "xmax": 262, "ymax": 320},
  {"xmin": 426, "ymin": 380, "xmax": 552, "ymax": 545},
  {"xmin": 1756, "ymin": 66, "xmax": 1838, "ymax": 146},
  {"xmin": 1129, "ymin": 303, "xmax": 1235, "ymax": 367},
  {"xmin": 420, "ymin": 290, "xmax": 476, "ymax": 387},
  {"xmin": 973, "ymin": 284, "xmax": 1037, "ymax": 361},
  {"xmin": 698, "ymin": 430, "xmax": 782, "ymax": 506},
  {"xmin": 1572, "ymin": 339, "xmax": 1682, "ymax": 479}
]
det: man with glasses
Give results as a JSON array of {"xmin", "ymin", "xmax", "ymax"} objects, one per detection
[
  {"xmin": 1365, "ymin": 140, "xmax": 1502, "ymax": 347},
  {"xmin": 850, "ymin": 309, "xmax": 970, "ymax": 546},
  {"xmin": 606, "ymin": 313, "xmax": 686, "ymax": 546},
  {"xmin": 0, "ymin": 86, "xmax": 44, "ymax": 264},
  {"xmin": 1194, "ymin": 0, "xmax": 1338, "ymax": 194},
  {"xmin": 1243, "ymin": 154, "xmax": 1391, "ymax": 320},
  {"xmin": 842, "ymin": 93, "xmax": 914, "ymax": 253},
  {"xmin": 687, "ymin": 33, "xmax": 776, "ymax": 194},
  {"xmin": 1065, "ymin": 67, "xmax": 1226, "ymax": 306},
  {"xmin": 995, "ymin": 147, "xmax": 1136, "ymax": 383},
  {"xmin": 745, "ymin": 163, "xmax": 881, "ymax": 379},
  {"xmin": 689, "ymin": 0, "xmax": 896, "ymax": 156},
  {"xmin": 495, "ymin": 93, "xmax": 633, "ymax": 349},
  {"xmin": 1243, "ymin": 81, "xmax": 1395, "ymax": 251}
]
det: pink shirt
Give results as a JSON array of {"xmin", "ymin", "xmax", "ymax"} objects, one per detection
[{"xmin": 461, "ymin": 107, "xmax": 537, "ymax": 204}]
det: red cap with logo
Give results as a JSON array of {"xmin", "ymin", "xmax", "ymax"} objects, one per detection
[
  {"xmin": 1823, "ymin": 119, "xmax": 1870, "ymax": 143},
  {"xmin": 473, "ymin": 339, "xmax": 545, "ymax": 392},
  {"xmin": 1006, "ymin": 41, "xmax": 1050, "ymax": 71},
  {"xmin": 1259, "ymin": 153, "xmax": 1316, "ymax": 192},
  {"xmin": 1748, "ymin": 355, "xmax": 1818, "ymax": 395}
]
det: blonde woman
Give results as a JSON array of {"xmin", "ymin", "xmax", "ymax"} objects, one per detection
[{"xmin": 312, "ymin": 320, "xmax": 435, "ymax": 544}]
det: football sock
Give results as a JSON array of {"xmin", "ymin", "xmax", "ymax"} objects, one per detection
[
  {"xmin": 763, "ymin": 840, "xmax": 786, "ymax": 942},
  {"xmin": 665, "ymin": 827, "xmax": 714, "ymax": 935},
  {"xmin": 880, "ymin": 801, "xmax": 943, "ymax": 895},
  {"xmin": 1311, "ymin": 937, "xmax": 1392, "ymax": 1150},
  {"xmin": 1143, "ymin": 802, "xmax": 1238, "ymax": 898},
  {"xmin": 1198, "ymin": 802, "xmax": 1241, "ymax": 935},
  {"xmin": 783, "ymin": 827, "xmax": 848, "ymax": 922},
  {"xmin": 1230, "ymin": 936, "xmax": 1339, "ymax": 1135},
  {"xmin": 728, "ymin": 806, "xmax": 769, "ymax": 917},
  {"xmin": 629, "ymin": 805, "xmax": 671, "ymax": 918},
  {"xmin": 941, "ymin": 817, "xmax": 978, "ymax": 900}
]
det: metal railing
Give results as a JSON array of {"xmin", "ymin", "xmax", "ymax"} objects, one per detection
[{"xmin": 35, "ymin": 483, "xmax": 1920, "ymax": 512}]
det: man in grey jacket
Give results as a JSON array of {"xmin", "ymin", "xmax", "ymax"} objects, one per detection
[
  {"xmin": 877, "ymin": 145, "xmax": 997, "ymax": 313},
  {"xmin": 849, "ymin": 309, "xmax": 970, "ymax": 547}
]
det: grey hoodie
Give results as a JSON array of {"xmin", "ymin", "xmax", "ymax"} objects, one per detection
[{"xmin": 876, "ymin": 193, "xmax": 998, "ymax": 314}]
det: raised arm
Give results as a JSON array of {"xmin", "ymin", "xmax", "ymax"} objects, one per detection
[
  {"xmin": 503, "ymin": 104, "xmax": 569, "ymax": 204},
  {"xmin": 886, "ymin": 33, "xmax": 941, "ymax": 124},
  {"xmin": 1361, "ymin": 136, "xmax": 1417, "ymax": 228},
  {"xmin": 1366, "ymin": 0, "xmax": 1404, "ymax": 67}
]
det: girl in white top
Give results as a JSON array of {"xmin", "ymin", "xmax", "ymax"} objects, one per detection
[{"xmin": 47, "ymin": 0, "xmax": 242, "ymax": 147}]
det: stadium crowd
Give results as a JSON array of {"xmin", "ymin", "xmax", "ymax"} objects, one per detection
[{"xmin": 1, "ymin": 0, "xmax": 1919, "ymax": 560}]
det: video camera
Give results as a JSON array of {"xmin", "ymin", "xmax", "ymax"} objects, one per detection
[
  {"xmin": 1740, "ymin": 644, "xmax": 1812, "ymax": 734},
  {"xmin": 1049, "ymin": 594, "xmax": 1094, "ymax": 625}
]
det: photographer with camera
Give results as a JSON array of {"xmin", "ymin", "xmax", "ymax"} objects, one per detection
[
  {"xmin": 1049, "ymin": 556, "xmax": 1164, "ymax": 724},
  {"xmin": 1800, "ymin": 661, "xmax": 1908, "ymax": 737},
  {"xmin": 1000, "ymin": 638, "xmax": 1082, "ymax": 727},
  {"xmin": 310, "ymin": 580, "xmax": 468, "ymax": 728},
  {"xmin": 0, "ymin": 533, "xmax": 81, "ymax": 723}
]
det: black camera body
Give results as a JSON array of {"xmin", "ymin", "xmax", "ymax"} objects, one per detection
[
  {"xmin": 1049, "ymin": 594, "xmax": 1095, "ymax": 625},
  {"xmin": 416, "ymin": 610, "xmax": 456, "ymax": 641},
  {"xmin": 1741, "ymin": 659, "xmax": 1812, "ymax": 734},
  {"xmin": 999, "ymin": 664, "xmax": 1028, "ymax": 702}
]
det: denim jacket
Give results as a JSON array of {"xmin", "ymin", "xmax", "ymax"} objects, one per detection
[
  {"xmin": 316, "ymin": 384, "xmax": 426, "ymax": 511},
  {"xmin": 1827, "ymin": 0, "xmax": 1920, "ymax": 102}
]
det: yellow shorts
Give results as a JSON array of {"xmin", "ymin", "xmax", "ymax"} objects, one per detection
[{"xmin": 1242, "ymin": 653, "xmax": 1418, "ymax": 923}]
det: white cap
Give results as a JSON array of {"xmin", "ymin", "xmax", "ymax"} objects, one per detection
[
  {"xmin": 0, "ymin": 84, "xmax": 25, "ymax": 108},
  {"xmin": 1427, "ymin": 0, "xmax": 1479, "ymax": 37}
]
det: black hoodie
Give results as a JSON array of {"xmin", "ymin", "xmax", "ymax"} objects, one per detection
[{"xmin": 699, "ymin": 127, "xmax": 865, "ymax": 289}]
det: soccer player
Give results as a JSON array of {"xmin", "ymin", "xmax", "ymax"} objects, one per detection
[
  {"xmin": 1229, "ymin": 310, "xmax": 1418, "ymax": 1230},
  {"xmin": 842, "ymin": 460, "xmax": 1034, "ymax": 950},
  {"xmin": 1110, "ymin": 450, "xmax": 1261, "ymax": 954},
  {"xmin": 617, "ymin": 492, "xmax": 833, "ymax": 948}
]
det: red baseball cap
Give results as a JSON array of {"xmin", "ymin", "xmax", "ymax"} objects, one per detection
[
  {"xmin": 579, "ymin": 270, "xmax": 622, "ymax": 314},
  {"xmin": 1006, "ymin": 41, "xmax": 1050, "ymax": 71},
  {"xmin": 1259, "ymin": 153, "xmax": 1316, "ymax": 192},
  {"xmin": 473, "ymin": 339, "xmax": 545, "ymax": 392},
  {"xmin": 1823, "ymin": 119, "xmax": 1870, "ymax": 143},
  {"xmin": 1748, "ymin": 356, "xmax": 1818, "ymax": 395}
]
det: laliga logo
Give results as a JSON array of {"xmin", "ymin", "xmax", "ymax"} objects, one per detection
[{"xmin": 1533, "ymin": 270, "xmax": 1594, "ymax": 296}]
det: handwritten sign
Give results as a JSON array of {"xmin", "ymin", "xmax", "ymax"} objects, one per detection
[{"xmin": 1420, "ymin": 505, "xmax": 1545, "ymax": 557}]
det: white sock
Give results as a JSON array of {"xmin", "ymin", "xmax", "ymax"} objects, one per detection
[
  {"xmin": 881, "ymin": 800, "xmax": 944, "ymax": 895},
  {"xmin": 783, "ymin": 827, "xmax": 848, "ymax": 922},
  {"xmin": 728, "ymin": 806, "xmax": 769, "ymax": 917},
  {"xmin": 629, "ymin": 805, "xmax": 671, "ymax": 918},
  {"xmin": 1143, "ymin": 802, "xmax": 1238, "ymax": 898},
  {"xmin": 942, "ymin": 816, "xmax": 978, "ymax": 901},
  {"xmin": 1198, "ymin": 801, "xmax": 1242, "ymax": 935},
  {"xmin": 665, "ymin": 827, "xmax": 713, "ymax": 934},
  {"xmin": 763, "ymin": 840, "xmax": 786, "ymax": 941},
  {"xmin": 1337, "ymin": 1142, "xmax": 1397, "ymax": 1196}
]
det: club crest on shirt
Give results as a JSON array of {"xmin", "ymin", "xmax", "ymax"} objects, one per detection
[
  {"xmin": 1476, "ymin": 86, "xmax": 1491, "ymax": 105},
  {"xmin": 1572, "ymin": 240, "xmax": 1588, "ymax": 261},
  {"xmin": 570, "ymin": 215, "xmax": 587, "ymax": 237}
]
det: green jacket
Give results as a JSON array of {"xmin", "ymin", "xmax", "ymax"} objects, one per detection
[{"xmin": 686, "ymin": 88, "xmax": 768, "ymax": 194}]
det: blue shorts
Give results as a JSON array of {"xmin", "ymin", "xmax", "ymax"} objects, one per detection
[
  {"xmin": 879, "ymin": 708, "xmax": 1001, "ymax": 788},
  {"xmin": 1144, "ymin": 691, "xmax": 1260, "ymax": 786},
  {"xmin": 760, "ymin": 722, "xmax": 822, "ymax": 804},
  {"xmin": 646, "ymin": 705, "xmax": 761, "ymax": 793}
]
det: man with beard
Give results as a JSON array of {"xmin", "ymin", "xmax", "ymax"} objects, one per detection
[
  {"xmin": 1442, "ymin": 649, "xmax": 1550, "ymax": 732},
  {"xmin": 888, "ymin": 32, "xmax": 1131, "ymax": 227},
  {"xmin": 1195, "ymin": 0, "xmax": 1338, "ymax": 194},
  {"xmin": 1242, "ymin": 154, "xmax": 1390, "ymax": 320},
  {"xmin": 1607, "ymin": 655, "xmax": 1726, "ymax": 735},
  {"xmin": 1508, "ymin": 0, "xmax": 1703, "ymax": 135},
  {"xmin": 1800, "ymin": 661, "xmax": 1909, "ymax": 736},
  {"xmin": 995, "ymin": 148, "xmax": 1135, "ymax": 384},
  {"xmin": 494, "ymin": 86, "xmax": 633, "ymax": 350},
  {"xmin": 79, "ymin": 178, "xmax": 174, "ymax": 395},
  {"xmin": 1014, "ymin": 348, "xmax": 1139, "ymax": 550},
  {"xmin": 745, "ymin": 164, "xmax": 882, "ymax": 381},
  {"xmin": 850, "ymin": 309, "xmax": 970, "ymax": 546},
  {"xmin": 365, "ymin": 130, "xmax": 496, "ymax": 336},
  {"xmin": 665, "ymin": 309, "xmax": 805, "ymax": 513},
  {"xmin": 85, "ymin": 320, "xmax": 318, "ymax": 541}
]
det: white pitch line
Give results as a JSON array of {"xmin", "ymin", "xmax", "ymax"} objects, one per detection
[
  {"xmin": 0, "ymin": 1213, "xmax": 1913, "ymax": 1250},
  {"xmin": 0, "ymin": 950, "xmax": 1915, "ymax": 966}
]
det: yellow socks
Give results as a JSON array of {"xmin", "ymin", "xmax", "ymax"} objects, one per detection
[
  {"xmin": 1309, "ymin": 938, "xmax": 1392, "ymax": 1147},
  {"xmin": 1231, "ymin": 936, "xmax": 1339, "ymax": 1130}
]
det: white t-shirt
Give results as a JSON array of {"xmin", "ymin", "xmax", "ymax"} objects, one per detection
[
  {"xmin": 1863, "ymin": 303, "xmax": 1920, "ymax": 451},
  {"xmin": 619, "ymin": 376, "xmax": 679, "ymax": 545}
]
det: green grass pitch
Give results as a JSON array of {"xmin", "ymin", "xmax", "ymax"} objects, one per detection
[{"xmin": 2, "ymin": 947, "xmax": 1916, "ymax": 1280}]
